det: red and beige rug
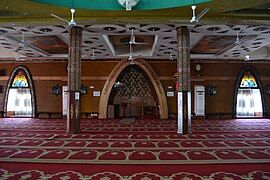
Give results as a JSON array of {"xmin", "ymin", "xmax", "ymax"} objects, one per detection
[{"xmin": 0, "ymin": 118, "xmax": 269, "ymax": 179}]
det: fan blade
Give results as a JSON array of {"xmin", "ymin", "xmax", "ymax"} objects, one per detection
[
  {"xmin": 118, "ymin": 42, "xmax": 130, "ymax": 45},
  {"xmin": 215, "ymin": 35, "xmax": 257, "ymax": 56},
  {"xmin": 15, "ymin": 46, "xmax": 21, "ymax": 52},
  {"xmin": 118, "ymin": 41, "xmax": 147, "ymax": 45},
  {"xmin": 117, "ymin": 42, "xmax": 148, "ymax": 45},
  {"xmin": 133, "ymin": 42, "xmax": 148, "ymax": 45},
  {"xmin": 196, "ymin": 8, "xmax": 209, "ymax": 21},
  {"xmin": 51, "ymin": 14, "xmax": 69, "ymax": 24}
]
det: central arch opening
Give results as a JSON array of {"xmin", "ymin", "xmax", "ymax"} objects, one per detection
[
  {"xmin": 99, "ymin": 59, "xmax": 168, "ymax": 119},
  {"xmin": 107, "ymin": 65, "xmax": 158, "ymax": 119}
]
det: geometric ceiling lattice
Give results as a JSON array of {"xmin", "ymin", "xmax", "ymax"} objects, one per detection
[{"xmin": 0, "ymin": 24, "xmax": 269, "ymax": 61}]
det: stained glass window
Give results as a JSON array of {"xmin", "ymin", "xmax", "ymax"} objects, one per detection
[
  {"xmin": 240, "ymin": 71, "xmax": 257, "ymax": 88},
  {"xmin": 11, "ymin": 70, "xmax": 29, "ymax": 88}
]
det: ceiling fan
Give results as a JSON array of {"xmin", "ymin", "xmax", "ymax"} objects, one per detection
[
  {"xmin": 2, "ymin": 27, "xmax": 49, "ymax": 58},
  {"xmin": 170, "ymin": 5, "xmax": 209, "ymax": 25},
  {"xmin": 15, "ymin": 33, "xmax": 26, "ymax": 52},
  {"xmin": 224, "ymin": 23, "xmax": 243, "ymax": 45},
  {"xmin": 15, "ymin": 54, "xmax": 26, "ymax": 61},
  {"xmin": 190, "ymin": 5, "xmax": 209, "ymax": 23},
  {"xmin": 90, "ymin": 49, "xmax": 96, "ymax": 60},
  {"xmin": 13, "ymin": 33, "xmax": 26, "ymax": 61},
  {"xmin": 244, "ymin": 55, "xmax": 263, "ymax": 61},
  {"xmin": 51, "ymin": 8, "xmax": 95, "ymax": 31},
  {"xmin": 126, "ymin": 39, "xmax": 141, "ymax": 64},
  {"xmin": 51, "ymin": 8, "xmax": 77, "ymax": 26},
  {"xmin": 120, "ymin": 29, "xmax": 147, "ymax": 45},
  {"xmin": 234, "ymin": 30, "xmax": 241, "ymax": 45}
]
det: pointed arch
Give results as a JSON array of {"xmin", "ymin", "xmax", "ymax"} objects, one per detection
[
  {"xmin": 99, "ymin": 59, "xmax": 168, "ymax": 119},
  {"xmin": 4, "ymin": 66, "xmax": 36, "ymax": 117},
  {"xmin": 233, "ymin": 66, "xmax": 265, "ymax": 118}
]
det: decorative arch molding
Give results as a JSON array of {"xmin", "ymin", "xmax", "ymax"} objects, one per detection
[
  {"xmin": 4, "ymin": 66, "xmax": 36, "ymax": 117},
  {"xmin": 233, "ymin": 66, "xmax": 265, "ymax": 118},
  {"xmin": 99, "ymin": 59, "xmax": 168, "ymax": 119}
]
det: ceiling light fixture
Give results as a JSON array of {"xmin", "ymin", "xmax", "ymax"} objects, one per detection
[{"xmin": 117, "ymin": 0, "xmax": 140, "ymax": 11}]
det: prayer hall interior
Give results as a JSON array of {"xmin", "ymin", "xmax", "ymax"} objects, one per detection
[{"xmin": 0, "ymin": 0, "xmax": 269, "ymax": 179}]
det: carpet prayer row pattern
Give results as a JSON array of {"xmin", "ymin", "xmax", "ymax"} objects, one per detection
[
  {"xmin": 0, "ymin": 118, "xmax": 269, "ymax": 179},
  {"xmin": 0, "ymin": 118, "xmax": 269, "ymax": 132},
  {"xmin": 0, "ymin": 169, "xmax": 269, "ymax": 180}
]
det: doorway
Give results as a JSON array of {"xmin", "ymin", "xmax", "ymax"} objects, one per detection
[
  {"xmin": 235, "ymin": 67, "xmax": 264, "ymax": 118},
  {"xmin": 236, "ymin": 89, "xmax": 263, "ymax": 117},
  {"xmin": 7, "ymin": 88, "xmax": 32, "ymax": 117}
]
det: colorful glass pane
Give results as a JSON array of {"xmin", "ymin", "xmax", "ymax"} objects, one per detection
[
  {"xmin": 240, "ymin": 71, "xmax": 257, "ymax": 88},
  {"xmin": 12, "ymin": 70, "xmax": 29, "ymax": 88}
]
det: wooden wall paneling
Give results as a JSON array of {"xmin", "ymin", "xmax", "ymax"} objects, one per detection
[{"xmin": 0, "ymin": 61, "xmax": 270, "ymax": 118}]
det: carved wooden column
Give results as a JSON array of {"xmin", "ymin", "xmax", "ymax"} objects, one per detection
[
  {"xmin": 67, "ymin": 26, "xmax": 82, "ymax": 134},
  {"xmin": 176, "ymin": 26, "xmax": 191, "ymax": 134}
]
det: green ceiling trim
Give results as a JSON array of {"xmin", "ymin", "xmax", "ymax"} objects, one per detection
[{"xmin": 31, "ymin": 0, "xmax": 212, "ymax": 11}]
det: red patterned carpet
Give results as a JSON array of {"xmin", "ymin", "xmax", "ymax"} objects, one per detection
[{"xmin": 0, "ymin": 118, "xmax": 269, "ymax": 179}]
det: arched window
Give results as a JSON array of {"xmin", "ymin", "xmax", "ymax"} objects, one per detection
[
  {"xmin": 4, "ymin": 66, "xmax": 36, "ymax": 117},
  {"xmin": 234, "ymin": 67, "xmax": 264, "ymax": 118}
]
